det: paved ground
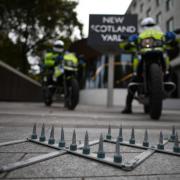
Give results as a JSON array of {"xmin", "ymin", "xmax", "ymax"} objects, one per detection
[{"xmin": 0, "ymin": 101, "xmax": 180, "ymax": 180}]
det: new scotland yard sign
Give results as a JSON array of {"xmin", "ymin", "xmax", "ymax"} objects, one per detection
[{"xmin": 88, "ymin": 14, "xmax": 138, "ymax": 53}]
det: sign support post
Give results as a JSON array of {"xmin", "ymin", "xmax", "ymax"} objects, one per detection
[{"xmin": 107, "ymin": 54, "xmax": 114, "ymax": 107}]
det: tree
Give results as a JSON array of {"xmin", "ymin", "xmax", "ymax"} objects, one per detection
[{"xmin": 0, "ymin": 0, "xmax": 83, "ymax": 73}]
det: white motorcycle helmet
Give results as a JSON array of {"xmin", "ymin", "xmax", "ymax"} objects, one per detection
[
  {"xmin": 53, "ymin": 40, "xmax": 64, "ymax": 53},
  {"xmin": 141, "ymin": 17, "xmax": 156, "ymax": 27}
]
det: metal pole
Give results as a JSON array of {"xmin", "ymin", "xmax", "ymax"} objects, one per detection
[{"xmin": 107, "ymin": 54, "xmax": 114, "ymax": 107}]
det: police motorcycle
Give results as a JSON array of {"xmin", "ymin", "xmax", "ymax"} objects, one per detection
[
  {"xmin": 120, "ymin": 29, "xmax": 178, "ymax": 120},
  {"xmin": 42, "ymin": 52, "xmax": 79, "ymax": 110}
]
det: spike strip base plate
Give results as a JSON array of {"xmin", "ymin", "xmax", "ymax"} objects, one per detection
[
  {"xmin": 28, "ymin": 138, "xmax": 152, "ymax": 171},
  {"xmin": 27, "ymin": 138, "xmax": 161, "ymax": 171},
  {"xmin": 105, "ymin": 139, "xmax": 180, "ymax": 157}
]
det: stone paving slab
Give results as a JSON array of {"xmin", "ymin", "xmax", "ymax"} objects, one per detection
[
  {"xmin": 3, "ymin": 152, "xmax": 180, "ymax": 179},
  {"xmin": 86, "ymin": 175, "xmax": 180, "ymax": 180},
  {"xmin": 0, "ymin": 142, "xmax": 53, "ymax": 153},
  {"xmin": 0, "ymin": 153, "xmax": 23, "ymax": 167}
]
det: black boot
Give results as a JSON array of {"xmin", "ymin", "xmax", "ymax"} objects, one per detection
[
  {"xmin": 121, "ymin": 106, "xmax": 132, "ymax": 114},
  {"xmin": 121, "ymin": 92, "xmax": 134, "ymax": 114}
]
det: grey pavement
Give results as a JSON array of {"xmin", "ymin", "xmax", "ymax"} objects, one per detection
[{"xmin": 0, "ymin": 101, "xmax": 180, "ymax": 180}]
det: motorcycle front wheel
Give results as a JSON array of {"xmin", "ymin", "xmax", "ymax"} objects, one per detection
[{"xmin": 149, "ymin": 63, "xmax": 163, "ymax": 120}]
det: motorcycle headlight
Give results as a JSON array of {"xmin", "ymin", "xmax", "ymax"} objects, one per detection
[
  {"xmin": 65, "ymin": 61, "xmax": 73, "ymax": 67},
  {"xmin": 141, "ymin": 38, "xmax": 163, "ymax": 48},
  {"xmin": 65, "ymin": 61, "xmax": 77, "ymax": 68},
  {"xmin": 141, "ymin": 38, "xmax": 154, "ymax": 48}
]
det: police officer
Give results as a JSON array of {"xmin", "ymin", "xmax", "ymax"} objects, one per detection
[
  {"xmin": 43, "ymin": 40, "xmax": 64, "ymax": 84},
  {"xmin": 121, "ymin": 17, "xmax": 178, "ymax": 114}
]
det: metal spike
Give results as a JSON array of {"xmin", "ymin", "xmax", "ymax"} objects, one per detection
[
  {"xmin": 129, "ymin": 127, "xmax": 135, "ymax": 144},
  {"xmin": 143, "ymin": 129, "xmax": 149, "ymax": 147},
  {"xmin": 106, "ymin": 124, "xmax": 112, "ymax": 140},
  {"xmin": 31, "ymin": 123, "xmax": 37, "ymax": 139},
  {"xmin": 70, "ymin": 129, "xmax": 77, "ymax": 151},
  {"xmin": 83, "ymin": 131, "xmax": 90, "ymax": 154},
  {"xmin": 59, "ymin": 127, "xmax": 65, "ymax": 148},
  {"xmin": 48, "ymin": 126, "xmax": 55, "ymax": 144},
  {"xmin": 97, "ymin": 134, "xmax": 105, "ymax": 158},
  {"xmin": 170, "ymin": 126, "xmax": 176, "ymax": 141},
  {"xmin": 173, "ymin": 132, "xmax": 180, "ymax": 153},
  {"xmin": 39, "ymin": 123, "xmax": 46, "ymax": 142},
  {"xmin": 157, "ymin": 131, "xmax": 164, "ymax": 150},
  {"xmin": 114, "ymin": 138, "xmax": 122, "ymax": 163},
  {"xmin": 117, "ymin": 124, "xmax": 123, "ymax": 142}
]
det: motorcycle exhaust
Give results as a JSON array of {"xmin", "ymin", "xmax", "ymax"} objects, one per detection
[{"xmin": 163, "ymin": 82, "xmax": 176, "ymax": 97}]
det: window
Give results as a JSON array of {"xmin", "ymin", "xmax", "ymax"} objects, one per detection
[
  {"xmin": 166, "ymin": 0, "xmax": 173, "ymax": 11},
  {"xmin": 156, "ymin": 12, "xmax": 162, "ymax": 24},
  {"xmin": 133, "ymin": 1, "xmax": 137, "ymax": 9},
  {"xmin": 166, "ymin": 17, "xmax": 174, "ymax": 31},
  {"xmin": 140, "ymin": 3, "xmax": 144, "ymax": 12},
  {"xmin": 146, "ymin": 8, "xmax": 151, "ymax": 17},
  {"xmin": 156, "ymin": 0, "xmax": 160, "ymax": 6}
]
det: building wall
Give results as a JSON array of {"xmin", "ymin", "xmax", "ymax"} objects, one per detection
[{"xmin": 127, "ymin": 0, "xmax": 180, "ymax": 32}]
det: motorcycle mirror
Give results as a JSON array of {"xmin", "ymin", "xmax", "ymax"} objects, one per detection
[{"xmin": 174, "ymin": 28, "xmax": 180, "ymax": 34}]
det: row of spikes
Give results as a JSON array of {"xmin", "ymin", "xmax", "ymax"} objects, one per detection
[
  {"xmin": 106, "ymin": 124, "xmax": 180, "ymax": 152},
  {"xmin": 31, "ymin": 124, "xmax": 122, "ymax": 163},
  {"xmin": 31, "ymin": 124, "xmax": 180, "ymax": 155}
]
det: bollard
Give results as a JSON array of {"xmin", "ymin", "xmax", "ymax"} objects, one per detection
[
  {"xmin": 70, "ymin": 129, "xmax": 77, "ymax": 151},
  {"xmin": 39, "ymin": 123, "xmax": 46, "ymax": 142},
  {"xmin": 117, "ymin": 124, "xmax": 123, "ymax": 142},
  {"xmin": 83, "ymin": 131, "xmax": 90, "ymax": 154},
  {"xmin": 59, "ymin": 127, "xmax": 65, "ymax": 148},
  {"xmin": 170, "ymin": 126, "xmax": 176, "ymax": 141},
  {"xmin": 48, "ymin": 126, "xmax": 55, "ymax": 144},
  {"xmin": 114, "ymin": 138, "xmax": 122, "ymax": 163},
  {"xmin": 173, "ymin": 132, "xmax": 180, "ymax": 153},
  {"xmin": 97, "ymin": 134, "xmax": 105, "ymax": 158},
  {"xmin": 157, "ymin": 131, "xmax": 164, "ymax": 150},
  {"xmin": 106, "ymin": 124, "xmax": 112, "ymax": 140},
  {"xmin": 129, "ymin": 127, "xmax": 135, "ymax": 144},
  {"xmin": 31, "ymin": 123, "xmax": 37, "ymax": 139},
  {"xmin": 143, "ymin": 129, "xmax": 149, "ymax": 147}
]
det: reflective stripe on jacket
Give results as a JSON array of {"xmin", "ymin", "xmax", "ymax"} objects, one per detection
[{"xmin": 44, "ymin": 52, "xmax": 59, "ymax": 67}]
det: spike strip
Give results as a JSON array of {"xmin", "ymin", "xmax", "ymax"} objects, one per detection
[{"xmin": 25, "ymin": 124, "xmax": 180, "ymax": 174}]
